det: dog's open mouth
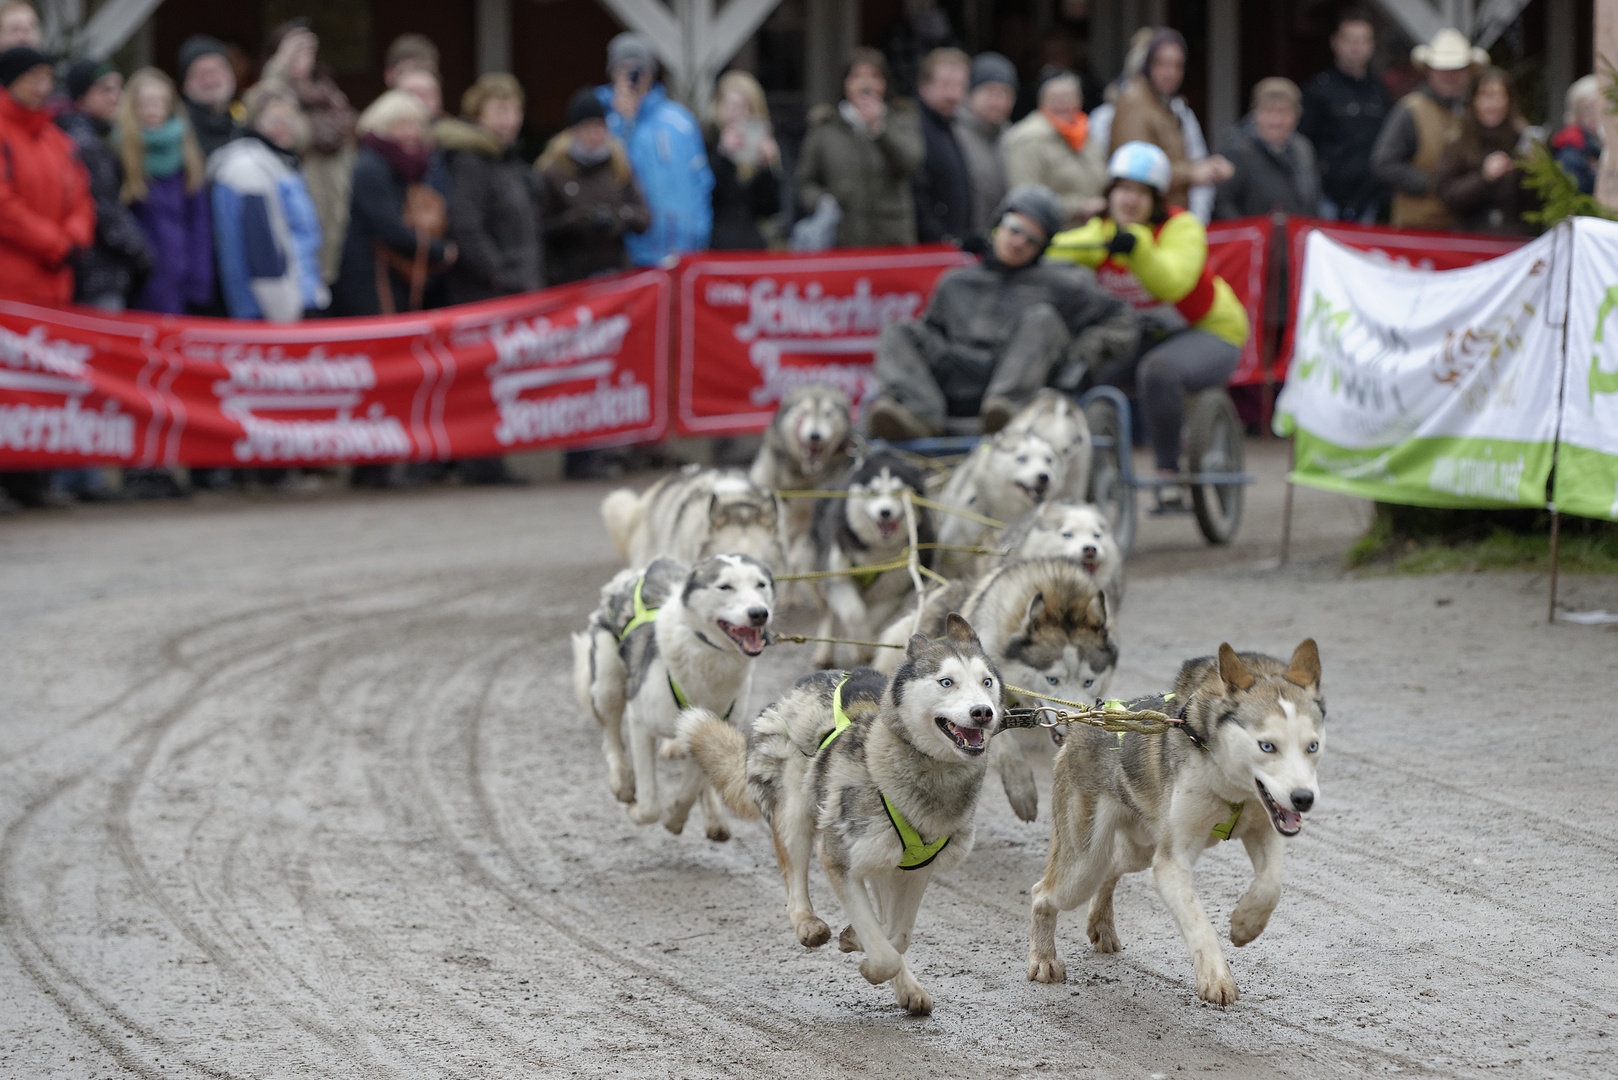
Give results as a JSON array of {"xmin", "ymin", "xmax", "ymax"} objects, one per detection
[
  {"xmin": 1256, "ymin": 780, "xmax": 1302, "ymax": 836},
  {"xmin": 719, "ymin": 620, "xmax": 766, "ymax": 656},
  {"xmin": 936, "ymin": 718, "xmax": 988, "ymax": 755},
  {"xmin": 1016, "ymin": 482, "xmax": 1047, "ymax": 503},
  {"xmin": 1080, "ymin": 557, "xmax": 1100, "ymax": 577},
  {"xmin": 876, "ymin": 518, "xmax": 903, "ymax": 540}
]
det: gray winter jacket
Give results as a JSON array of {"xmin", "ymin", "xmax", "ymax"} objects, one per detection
[
  {"xmin": 437, "ymin": 118, "xmax": 544, "ymax": 302},
  {"xmin": 796, "ymin": 100, "xmax": 925, "ymax": 247}
]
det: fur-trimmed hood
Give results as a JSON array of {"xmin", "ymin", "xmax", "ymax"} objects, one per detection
[
  {"xmin": 432, "ymin": 116, "xmax": 506, "ymax": 158},
  {"xmin": 535, "ymin": 128, "xmax": 634, "ymax": 185},
  {"xmin": 807, "ymin": 97, "xmax": 918, "ymax": 130}
]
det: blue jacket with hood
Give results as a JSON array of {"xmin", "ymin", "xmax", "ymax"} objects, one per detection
[
  {"xmin": 595, "ymin": 83, "xmax": 712, "ymax": 265},
  {"xmin": 208, "ymin": 135, "xmax": 328, "ymax": 321}
]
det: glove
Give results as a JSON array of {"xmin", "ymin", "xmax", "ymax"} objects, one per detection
[
  {"xmin": 589, "ymin": 205, "xmax": 616, "ymax": 231},
  {"xmin": 1106, "ymin": 229, "xmax": 1137, "ymax": 256}
]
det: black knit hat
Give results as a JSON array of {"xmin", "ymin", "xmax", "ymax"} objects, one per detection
[
  {"xmin": 0, "ymin": 47, "xmax": 49, "ymax": 89},
  {"xmin": 970, "ymin": 52, "xmax": 1018, "ymax": 93},
  {"xmin": 565, "ymin": 87, "xmax": 607, "ymax": 127},
  {"xmin": 64, "ymin": 57, "xmax": 115, "ymax": 102},
  {"xmin": 176, "ymin": 34, "xmax": 228, "ymax": 81}
]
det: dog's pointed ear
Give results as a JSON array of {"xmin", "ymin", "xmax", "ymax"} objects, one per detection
[
  {"xmin": 1285, "ymin": 638, "xmax": 1321, "ymax": 689},
  {"xmin": 945, "ymin": 612, "xmax": 981, "ymax": 650},
  {"xmin": 1218, "ymin": 643, "xmax": 1255, "ymax": 693},
  {"xmin": 1022, "ymin": 590, "xmax": 1046, "ymax": 628},
  {"xmin": 707, "ymin": 493, "xmax": 726, "ymax": 526},
  {"xmin": 905, "ymin": 633, "xmax": 930, "ymax": 659},
  {"xmin": 1086, "ymin": 589, "xmax": 1109, "ymax": 628}
]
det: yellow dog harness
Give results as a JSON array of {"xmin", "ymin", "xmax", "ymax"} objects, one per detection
[
  {"xmin": 618, "ymin": 575, "xmax": 732, "ymax": 719},
  {"xmin": 1104, "ymin": 692, "xmax": 1243, "ymax": 841},
  {"xmin": 818, "ymin": 674, "xmax": 950, "ymax": 870}
]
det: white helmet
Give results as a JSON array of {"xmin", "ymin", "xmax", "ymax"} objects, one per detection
[{"xmin": 1107, "ymin": 141, "xmax": 1172, "ymax": 194}]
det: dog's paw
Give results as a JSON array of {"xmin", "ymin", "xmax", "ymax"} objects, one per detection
[
  {"xmin": 705, "ymin": 819, "xmax": 731, "ymax": 843},
  {"xmin": 661, "ymin": 810, "xmax": 687, "ymax": 835},
  {"xmin": 859, "ymin": 954, "xmax": 902, "ymax": 985},
  {"xmin": 627, "ymin": 800, "xmax": 661, "ymax": 826},
  {"xmin": 609, "ymin": 765, "xmax": 636, "ymax": 804},
  {"xmin": 892, "ymin": 973, "xmax": 933, "ymax": 1016},
  {"xmin": 1228, "ymin": 908, "xmax": 1268, "ymax": 948},
  {"xmin": 1196, "ymin": 964, "xmax": 1239, "ymax": 1006},
  {"xmin": 1027, "ymin": 955, "xmax": 1067, "ymax": 983},
  {"xmin": 1087, "ymin": 920, "xmax": 1121, "ymax": 954},
  {"xmin": 999, "ymin": 759, "xmax": 1039, "ymax": 822},
  {"xmin": 795, "ymin": 917, "xmax": 831, "ymax": 948},
  {"xmin": 837, "ymin": 925, "xmax": 861, "ymax": 953}
]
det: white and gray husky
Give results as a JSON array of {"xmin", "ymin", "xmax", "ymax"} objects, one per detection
[
  {"xmin": 572, "ymin": 554, "xmax": 776, "ymax": 840},
  {"xmin": 681, "ymin": 613, "xmax": 1003, "ymax": 1015},
  {"xmin": 988, "ymin": 500, "xmax": 1125, "ymax": 603},
  {"xmin": 750, "ymin": 385, "xmax": 856, "ymax": 573},
  {"xmin": 601, "ymin": 466, "xmax": 786, "ymax": 573},
  {"xmin": 875, "ymin": 557, "xmax": 1118, "ymax": 821},
  {"xmin": 809, "ymin": 451, "xmax": 935, "ymax": 668},
  {"xmin": 1028, "ymin": 640, "xmax": 1325, "ymax": 1005}
]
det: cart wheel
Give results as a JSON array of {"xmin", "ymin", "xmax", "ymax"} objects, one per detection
[
  {"xmin": 1084, "ymin": 396, "xmax": 1136, "ymax": 553},
  {"xmin": 1186, "ymin": 390, "xmax": 1244, "ymax": 545}
]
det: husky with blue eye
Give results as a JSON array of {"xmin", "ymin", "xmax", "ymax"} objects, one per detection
[
  {"xmin": 679, "ymin": 613, "xmax": 1003, "ymax": 1015},
  {"xmin": 873, "ymin": 557, "xmax": 1118, "ymax": 822}
]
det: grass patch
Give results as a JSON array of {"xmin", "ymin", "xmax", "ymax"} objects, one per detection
[{"xmin": 1345, "ymin": 506, "xmax": 1618, "ymax": 575}]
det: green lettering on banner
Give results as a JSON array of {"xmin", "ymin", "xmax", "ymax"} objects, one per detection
[
  {"xmin": 1591, "ymin": 285, "xmax": 1618, "ymax": 406},
  {"xmin": 1290, "ymin": 430, "xmax": 1552, "ymax": 510},
  {"xmin": 1550, "ymin": 443, "xmax": 1618, "ymax": 522}
]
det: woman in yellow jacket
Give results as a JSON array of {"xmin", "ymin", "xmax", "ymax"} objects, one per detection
[{"xmin": 1047, "ymin": 141, "xmax": 1248, "ymax": 503}]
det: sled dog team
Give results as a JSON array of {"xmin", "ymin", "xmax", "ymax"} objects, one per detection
[{"xmin": 574, "ymin": 385, "xmax": 1325, "ymax": 1015}]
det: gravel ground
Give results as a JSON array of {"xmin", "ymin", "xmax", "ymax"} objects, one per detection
[{"xmin": 1, "ymin": 440, "xmax": 1615, "ymax": 1079}]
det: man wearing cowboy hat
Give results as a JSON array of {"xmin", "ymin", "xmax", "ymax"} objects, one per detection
[{"xmin": 1370, "ymin": 27, "xmax": 1490, "ymax": 228}]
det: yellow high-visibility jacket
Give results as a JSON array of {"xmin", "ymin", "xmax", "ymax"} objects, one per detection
[{"xmin": 1047, "ymin": 209, "xmax": 1248, "ymax": 348}]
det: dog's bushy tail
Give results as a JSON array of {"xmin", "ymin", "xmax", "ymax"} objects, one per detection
[
  {"xmin": 676, "ymin": 708, "xmax": 760, "ymax": 820},
  {"xmin": 600, "ymin": 488, "xmax": 643, "ymax": 562}
]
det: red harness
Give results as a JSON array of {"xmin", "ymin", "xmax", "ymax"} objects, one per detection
[{"xmin": 1097, "ymin": 208, "xmax": 1218, "ymax": 326}]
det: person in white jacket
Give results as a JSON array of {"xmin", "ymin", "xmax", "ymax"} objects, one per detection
[{"xmin": 208, "ymin": 81, "xmax": 328, "ymax": 322}]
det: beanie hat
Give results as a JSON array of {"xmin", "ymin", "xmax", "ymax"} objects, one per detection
[
  {"xmin": 994, "ymin": 183, "xmax": 1064, "ymax": 244},
  {"xmin": 606, "ymin": 32, "xmax": 657, "ymax": 77},
  {"xmin": 0, "ymin": 46, "xmax": 49, "ymax": 89},
  {"xmin": 970, "ymin": 52, "xmax": 1018, "ymax": 93},
  {"xmin": 566, "ymin": 87, "xmax": 608, "ymax": 127},
  {"xmin": 177, "ymin": 34, "xmax": 228, "ymax": 81},
  {"xmin": 64, "ymin": 57, "xmax": 115, "ymax": 102}
]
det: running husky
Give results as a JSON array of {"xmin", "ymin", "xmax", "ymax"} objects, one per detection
[
  {"xmin": 1027, "ymin": 640, "xmax": 1325, "ymax": 1005},
  {"xmin": 750, "ymin": 385, "xmax": 856, "ymax": 572},
  {"xmin": 809, "ymin": 451, "xmax": 935, "ymax": 668},
  {"xmin": 571, "ymin": 554, "xmax": 776, "ymax": 839},
  {"xmin": 680, "ymin": 614, "xmax": 1003, "ymax": 1015},
  {"xmin": 930, "ymin": 427, "xmax": 1064, "ymax": 576},
  {"xmin": 601, "ymin": 466, "xmax": 786, "ymax": 572},
  {"xmin": 989, "ymin": 501, "xmax": 1125, "ymax": 603},
  {"xmin": 875, "ymin": 557, "xmax": 1118, "ymax": 822}
]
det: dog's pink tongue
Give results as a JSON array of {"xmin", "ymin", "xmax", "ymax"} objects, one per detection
[
  {"xmin": 960, "ymin": 726, "xmax": 984, "ymax": 748},
  {"xmin": 1278, "ymin": 806, "xmax": 1302, "ymax": 830}
]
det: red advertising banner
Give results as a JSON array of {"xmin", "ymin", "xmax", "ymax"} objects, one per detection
[
  {"xmin": 0, "ymin": 271, "xmax": 668, "ymax": 468},
  {"xmin": 675, "ymin": 246, "xmax": 977, "ymax": 435},
  {"xmin": 1203, "ymin": 215, "xmax": 1273, "ymax": 386},
  {"xmin": 1278, "ymin": 217, "xmax": 1526, "ymax": 380}
]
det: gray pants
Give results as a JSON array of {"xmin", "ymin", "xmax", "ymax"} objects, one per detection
[
  {"xmin": 1092, "ymin": 328, "xmax": 1240, "ymax": 471},
  {"xmin": 873, "ymin": 303, "xmax": 1072, "ymax": 432}
]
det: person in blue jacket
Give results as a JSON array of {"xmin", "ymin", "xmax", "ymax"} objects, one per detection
[
  {"xmin": 595, "ymin": 32, "xmax": 712, "ymax": 265},
  {"xmin": 208, "ymin": 81, "xmax": 328, "ymax": 321}
]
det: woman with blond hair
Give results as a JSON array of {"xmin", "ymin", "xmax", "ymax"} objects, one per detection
[
  {"xmin": 706, "ymin": 69, "xmax": 780, "ymax": 249},
  {"xmin": 330, "ymin": 89, "xmax": 455, "ymax": 318},
  {"xmin": 1551, "ymin": 74, "xmax": 1604, "ymax": 196},
  {"xmin": 114, "ymin": 66, "xmax": 212, "ymax": 315}
]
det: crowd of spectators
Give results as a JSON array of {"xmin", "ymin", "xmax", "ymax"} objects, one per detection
[{"xmin": 0, "ymin": 2, "xmax": 1599, "ymax": 505}]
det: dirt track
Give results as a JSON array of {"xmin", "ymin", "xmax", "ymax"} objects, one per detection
[{"xmin": 2, "ymin": 441, "xmax": 1616, "ymax": 1079}]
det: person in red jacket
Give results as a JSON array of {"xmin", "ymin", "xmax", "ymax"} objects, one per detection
[{"xmin": 0, "ymin": 48, "xmax": 94, "ymax": 308}]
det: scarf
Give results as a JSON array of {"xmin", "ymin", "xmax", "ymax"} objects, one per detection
[
  {"xmin": 141, "ymin": 117, "xmax": 186, "ymax": 179},
  {"xmin": 1044, "ymin": 108, "xmax": 1088, "ymax": 153},
  {"xmin": 839, "ymin": 99, "xmax": 877, "ymax": 138},
  {"xmin": 568, "ymin": 138, "xmax": 611, "ymax": 167},
  {"xmin": 361, "ymin": 132, "xmax": 430, "ymax": 184}
]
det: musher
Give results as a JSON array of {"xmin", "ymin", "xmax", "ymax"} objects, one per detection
[
  {"xmin": 1046, "ymin": 141, "xmax": 1249, "ymax": 510},
  {"xmin": 865, "ymin": 183, "xmax": 1137, "ymax": 441}
]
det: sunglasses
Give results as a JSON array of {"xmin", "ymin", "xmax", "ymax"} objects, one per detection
[{"xmin": 999, "ymin": 217, "xmax": 1045, "ymax": 244}]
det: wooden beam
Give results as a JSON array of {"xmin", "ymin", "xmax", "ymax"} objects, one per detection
[
  {"xmin": 476, "ymin": 0, "xmax": 512, "ymax": 74},
  {"xmin": 1473, "ymin": 0, "xmax": 1533, "ymax": 48},
  {"xmin": 1368, "ymin": 0, "xmax": 1445, "ymax": 45},
  {"xmin": 75, "ymin": 0, "xmax": 165, "ymax": 58},
  {"xmin": 596, "ymin": 0, "xmax": 687, "ymax": 80},
  {"xmin": 1596, "ymin": 0, "xmax": 1618, "ymax": 210}
]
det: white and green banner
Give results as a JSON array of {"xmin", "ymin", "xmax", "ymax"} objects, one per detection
[
  {"xmin": 1277, "ymin": 228, "xmax": 1566, "ymax": 509},
  {"xmin": 1556, "ymin": 217, "xmax": 1618, "ymax": 521}
]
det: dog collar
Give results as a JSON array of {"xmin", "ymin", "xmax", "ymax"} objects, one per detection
[
  {"xmin": 881, "ymin": 792, "xmax": 949, "ymax": 870},
  {"xmin": 817, "ymin": 674, "xmax": 854, "ymax": 751},
  {"xmin": 1210, "ymin": 800, "xmax": 1245, "ymax": 841}
]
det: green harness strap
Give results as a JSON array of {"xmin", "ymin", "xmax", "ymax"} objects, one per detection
[
  {"xmin": 818, "ymin": 674, "xmax": 854, "ymax": 751},
  {"xmin": 881, "ymin": 793, "xmax": 950, "ymax": 870},
  {"xmin": 1210, "ymin": 801, "xmax": 1246, "ymax": 842},
  {"xmin": 850, "ymin": 567, "xmax": 883, "ymax": 591},
  {"xmin": 620, "ymin": 575, "xmax": 731, "ymax": 720},
  {"xmin": 816, "ymin": 675, "xmax": 949, "ymax": 869}
]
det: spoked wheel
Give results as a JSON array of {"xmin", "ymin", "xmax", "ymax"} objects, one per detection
[
  {"xmin": 1185, "ymin": 389, "xmax": 1244, "ymax": 545},
  {"xmin": 1083, "ymin": 395, "xmax": 1136, "ymax": 553}
]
